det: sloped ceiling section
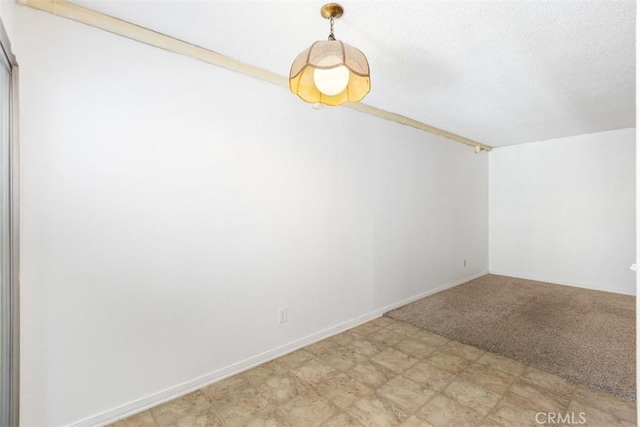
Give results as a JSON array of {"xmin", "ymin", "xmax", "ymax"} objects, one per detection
[{"xmin": 71, "ymin": 0, "xmax": 635, "ymax": 147}]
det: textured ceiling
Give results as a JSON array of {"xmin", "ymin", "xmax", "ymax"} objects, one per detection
[{"xmin": 70, "ymin": 0, "xmax": 635, "ymax": 147}]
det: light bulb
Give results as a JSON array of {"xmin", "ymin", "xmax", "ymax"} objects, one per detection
[{"xmin": 313, "ymin": 65, "xmax": 350, "ymax": 96}]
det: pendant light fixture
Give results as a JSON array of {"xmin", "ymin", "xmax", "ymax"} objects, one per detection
[{"xmin": 289, "ymin": 3, "xmax": 370, "ymax": 106}]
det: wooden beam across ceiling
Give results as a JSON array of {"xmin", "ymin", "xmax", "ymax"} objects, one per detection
[{"xmin": 21, "ymin": 0, "xmax": 493, "ymax": 152}]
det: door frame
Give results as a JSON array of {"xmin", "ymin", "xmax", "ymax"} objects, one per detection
[{"xmin": 0, "ymin": 15, "xmax": 19, "ymax": 427}]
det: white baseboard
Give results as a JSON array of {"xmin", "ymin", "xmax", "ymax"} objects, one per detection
[
  {"xmin": 70, "ymin": 270, "xmax": 488, "ymax": 427},
  {"xmin": 488, "ymin": 270, "xmax": 635, "ymax": 296}
]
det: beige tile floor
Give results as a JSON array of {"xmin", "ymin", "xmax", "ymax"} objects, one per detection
[{"xmin": 111, "ymin": 317, "xmax": 636, "ymax": 426}]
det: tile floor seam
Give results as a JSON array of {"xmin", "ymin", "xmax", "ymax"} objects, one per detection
[
  {"xmin": 148, "ymin": 403, "xmax": 160, "ymax": 427},
  {"xmin": 508, "ymin": 375, "xmax": 576, "ymax": 414},
  {"xmin": 411, "ymin": 390, "xmax": 456, "ymax": 425},
  {"xmin": 482, "ymin": 389, "xmax": 510, "ymax": 426},
  {"xmin": 422, "ymin": 352, "xmax": 469, "ymax": 375},
  {"xmin": 319, "ymin": 412, "xmax": 365, "ymax": 427},
  {"xmin": 398, "ymin": 385, "xmax": 440, "ymax": 425},
  {"xmin": 442, "ymin": 362, "xmax": 514, "ymax": 426},
  {"xmin": 495, "ymin": 364, "xmax": 524, "ymax": 400},
  {"xmin": 373, "ymin": 369, "xmax": 439, "ymax": 425},
  {"xmin": 306, "ymin": 374, "xmax": 359, "ymax": 412},
  {"xmin": 365, "ymin": 341, "xmax": 444, "ymax": 425},
  {"xmin": 565, "ymin": 383, "xmax": 579, "ymax": 411},
  {"xmin": 566, "ymin": 388, "xmax": 636, "ymax": 426},
  {"xmin": 476, "ymin": 360, "xmax": 519, "ymax": 391},
  {"xmin": 198, "ymin": 391, "xmax": 220, "ymax": 427},
  {"xmin": 198, "ymin": 392, "xmax": 217, "ymax": 424},
  {"xmin": 482, "ymin": 364, "xmax": 543, "ymax": 426}
]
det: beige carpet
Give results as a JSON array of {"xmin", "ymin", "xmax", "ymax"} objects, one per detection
[{"xmin": 385, "ymin": 274, "xmax": 636, "ymax": 400}]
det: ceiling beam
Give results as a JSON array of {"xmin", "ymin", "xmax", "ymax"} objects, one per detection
[{"xmin": 21, "ymin": 0, "xmax": 493, "ymax": 152}]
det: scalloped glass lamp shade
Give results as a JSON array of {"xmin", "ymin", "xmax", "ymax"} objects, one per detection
[{"xmin": 290, "ymin": 40, "xmax": 370, "ymax": 106}]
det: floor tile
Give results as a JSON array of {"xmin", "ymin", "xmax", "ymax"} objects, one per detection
[
  {"xmin": 442, "ymin": 379, "xmax": 501, "ymax": 415},
  {"xmin": 377, "ymin": 375, "xmax": 436, "ymax": 413},
  {"xmin": 245, "ymin": 410, "xmax": 292, "ymax": 427},
  {"xmin": 306, "ymin": 339, "xmax": 343, "ymax": 357},
  {"xmin": 519, "ymin": 366, "xmax": 576, "ymax": 397},
  {"xmin": 567, "ymin": 400, "xmax": 635, "ymax": 427},
  {"xmin": 352, "ymin": 321, "xmax": 385, "ymax": 336},
  {"xmin": 369, "ymin": 317, "xmax": 397, "ymax": 328},
  {"xmin": 412, "ymin": 330, "xmax": 450, "ymax": 348},
  {"xmin": 291, "ymin": 357, "xmax": 337, "ymax": 386},
  {"xmin": 329, "ymin": 330, "xmax": 364, "ymax": 347},
  {"xmin": 368, "ymin": 328, "xmax": 409, "ymax": 347},
  {"xmin": 416, "ymin": 393, "xmax": 485, "ymax": 427},
  {"xmin": 277, "ymin": 349, "xmax": 317, "ymax": 370},
  {"xmin": 475, "ymin": 352, "xmax": 527, "ymax": 377},
  {"xmin": 395, "ymin": 338, "xmax": 438, "ymax": 360},
  {"xmin": 150, "ymin": 391, "xmax": 214, "ymax": 427},
  {"xmin": 458, "ymin": 362, "xmax": 516, "ymax": 395},
  {"xmin": 172, "ymin": 410, "xmax": 222, "ymax": 427},
  {"xmin": 477, "ymin": 418, "xmax": 505, "ymax": 427},
  {"xmin": 572, "ymin": 385, "xmax": 637, "ymax": 423},
  {"xmin": 202, "ymin": 375, "xmax": 250, "ymax": 401},
  {"xmin": 314, "ymin": 372, "xmax": 374, "ymax": 409},
  {"xmin": 403, "ymin": 362, "xmax": 456, "ymax": 392},
  {"xmin": 372, "ymin": 348, "xmax": 420, "ymax": 374},
  {"xmin": 347, "ymin": 396, "xmax": 409, "ymax": 427},
  {"xmin": 318, "ymin": 345, "xmax": 368, "ymax": 370},
  {"xmin": 386, "ymin": 322, "xmax": 422, "ymax": 337},
  {"xmin": 349, "ymin": 339, "xmax": 388, "ymax": 357},
  {"xmin": 322, "ymin": 412, "xmax": 364, "ymax": 427},
  {"xmin": 109, "ymin": 411, "xmax": 156, "ymax": 427},
  {"xmin": 439, "ymin": 341, "xmax": 485, "ymax": 361},
  {"xmin": 209, "ymin": 386, "xmax": 273, "ymax": 426},
  {"xmin": 400, "ymin": 415, "xmax": 435, "ymax": 426},
  {"xmin": 347, "ymin": 362, "xmax": 397, "ymax": 388},
  {"xmin": 486, "ymin": 397, "xmax": 540, "ymax": 427},
  {"xmin": 241, "ymin": 360, "xmax": 288, "ymax": 387},
  {"xmin": 275, "ymin": 389, "xmax": 338, "ymax": 427},
  {"xmin": 506, "ymin": 377, "xmax": 572, "ymax": 412},
  {"xmin": 424, "ymin": 351, "xmax": 471, "ymax": 374},
  {"xmin": 255, "ymin": 372, "xmax": 310, "ymax": 406}
]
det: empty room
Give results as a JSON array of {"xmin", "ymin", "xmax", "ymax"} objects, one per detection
[{"xmin": 0, "ymin": 0, "xmax": 635, "ymax": 426}]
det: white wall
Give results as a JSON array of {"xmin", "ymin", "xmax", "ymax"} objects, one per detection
[
  {"xmin": 0, "ymin": 0, "xmax": 15, "ymax": 42},
  {"xmin": 14, "ymin": 6, "xmax": 488, "ymax": 426},
  {"xmin": 373, "ymin": 130, "xmax": 488, "ymax": 308},
  {"xmin": 489, "ymin": 128, "xmax": 636, "ymax": 295}
]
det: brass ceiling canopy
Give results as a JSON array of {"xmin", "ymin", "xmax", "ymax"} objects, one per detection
[
  {"xmin": 320, "ymin": 3, "xmax": 344, "ymax": 19},
  {"xmin": 289, "ymin": 3, "xmax": 370, "ymax": 106}
]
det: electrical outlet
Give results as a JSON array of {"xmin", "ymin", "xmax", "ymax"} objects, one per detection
[{"xmin": 278, "ymin": 307, "xmax": 288, "ymax": 324}]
